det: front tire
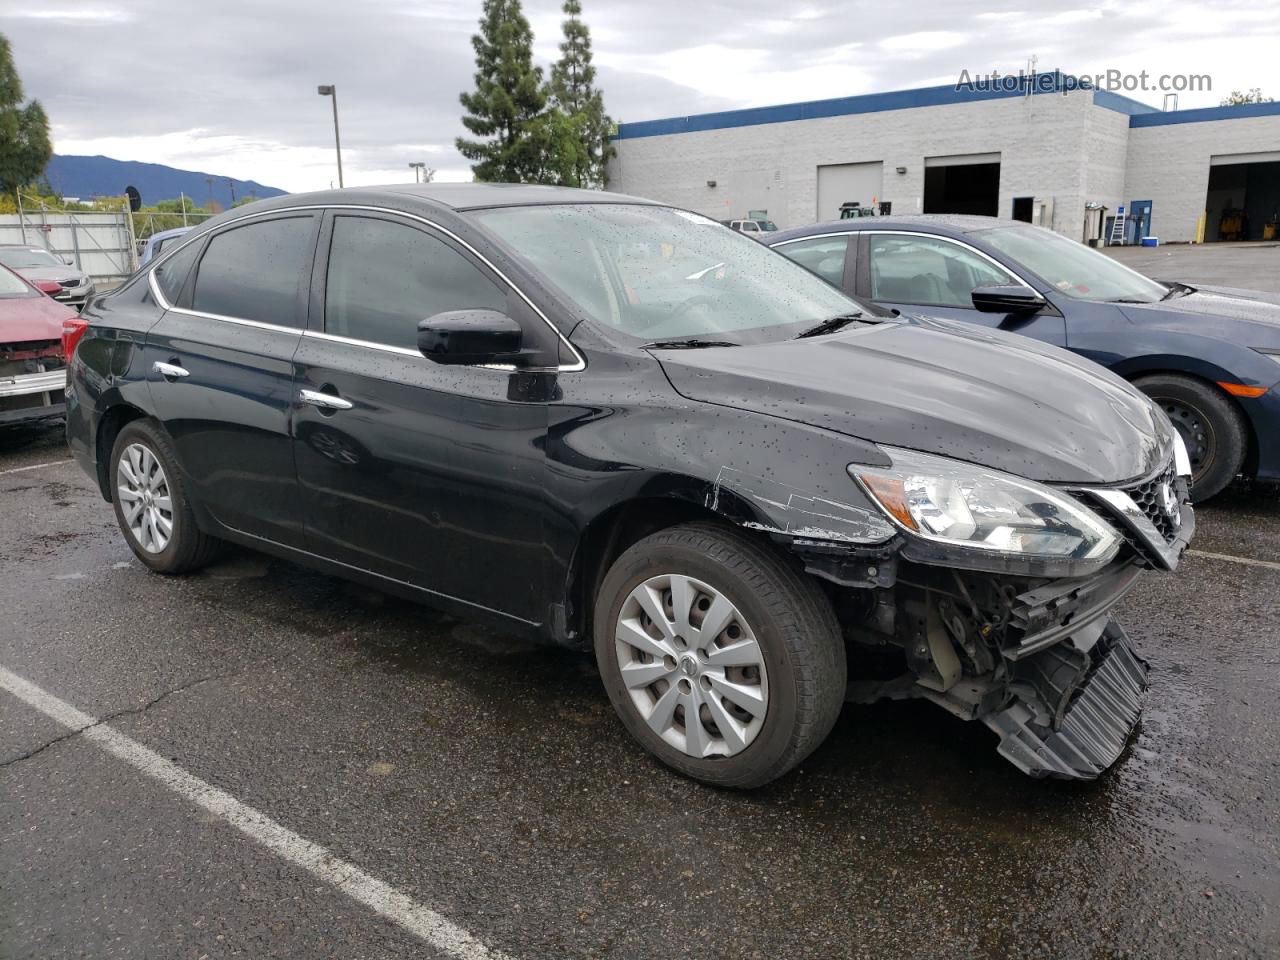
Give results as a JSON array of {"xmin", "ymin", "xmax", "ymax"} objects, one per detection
[
  {"xmin": 110, "ymin": 419, "xmax": 221, "ymax": 574},
  {"xmin": 593, "ymin": 522, "xmax": 846, "ymax": 789},
  {"xmin": 1134, "ymin": 374, "xmax": 1247, "ymax": 502}
]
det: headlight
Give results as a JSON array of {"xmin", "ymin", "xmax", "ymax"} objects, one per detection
[{"xmin": 851, "ymin": 447, "xmax": 1119, "ymax": 572}]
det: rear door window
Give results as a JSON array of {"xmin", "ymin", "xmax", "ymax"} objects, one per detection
[
  {"xmin": 323, "ymin": 214, "xmax": 507, "ymax": 350},
  {"xmin": 191, "ymin": 216, "xmax": 315, "ymax": 326}
]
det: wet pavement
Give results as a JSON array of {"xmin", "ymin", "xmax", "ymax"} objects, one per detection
[
  {"xmin": 2, "ymin": 423, "xmax": 1278, "ymax": 959},
  {"xmin": 1107, "ymin": 241, "xmax": 1280, "ymax": 293}
]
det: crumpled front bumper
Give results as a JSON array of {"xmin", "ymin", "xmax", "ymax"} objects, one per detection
[{"xmin": 983, "ymin": 621, "xmax": 1148, "ymax": 779}]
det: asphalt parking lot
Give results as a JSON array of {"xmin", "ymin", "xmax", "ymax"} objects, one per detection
[{"xmin": 2, "ymin": 244, "xmax": 1278, "ymax": 959}]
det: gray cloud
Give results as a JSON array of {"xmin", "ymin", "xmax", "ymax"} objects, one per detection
[{"xmin": 3, "ymin": 0, "xmax": 1274, "ymax": 191}]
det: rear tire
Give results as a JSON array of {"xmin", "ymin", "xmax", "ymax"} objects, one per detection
[
  {"xmin": 1134, "ymin": 374, "xmax": 1247, "ymax": 502},
  {"xmin": 593, "ymin": 521, "xmax": 846, "ymax": 789},
  {"xmin": 110, "ymin": 419, "xmax": 221, "ymax": 574}
]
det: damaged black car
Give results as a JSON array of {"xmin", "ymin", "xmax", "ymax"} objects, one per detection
[{"xmin": 65, "ymin": 184, "xmax": 1193, "ymax": 788}]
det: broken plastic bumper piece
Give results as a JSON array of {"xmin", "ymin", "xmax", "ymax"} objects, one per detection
[{"xmin": 983, "ymin": 622, "xmax": 1149, "ymax": 780}]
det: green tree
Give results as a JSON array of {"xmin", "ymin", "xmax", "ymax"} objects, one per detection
[
  {"xmin": 0, "ymin": 34, "xmax": 53, "ymax": 195},
  {"xmin": 547, "ymin": 0, "xmax": 613, "ymax": 187},
  {"xmin": 456, "ymin": 0, "xmax": 548, "ymax": 182},
  {"xmin": 1220, "ymin": 88, "xmax": 1272, "ymax": 106}
]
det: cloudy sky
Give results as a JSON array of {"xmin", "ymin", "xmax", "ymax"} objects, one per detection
[{"xmin": 4, "ymin": 0, "xmax": 1277, "ymax": 193}]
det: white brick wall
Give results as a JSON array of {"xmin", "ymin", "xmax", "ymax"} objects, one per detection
[
  {"xmin": 609, "ymin": 91, "xmax": 1280, "ymax": 246},
  {"xmin": 609, "ymin": 93, "xmax": 1102, "ymax": 235},
  {"xmin": 1124, "ymin": 116, "xmax": 1280, "ymax": 243}
]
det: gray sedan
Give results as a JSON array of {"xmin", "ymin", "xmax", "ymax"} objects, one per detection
[{"xmin": 0, "ymin": 244, "xmax": 95, "ymax": 311}]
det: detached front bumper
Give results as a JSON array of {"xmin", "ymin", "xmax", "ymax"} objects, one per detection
[
  {"xmin": 984, "ymin": 622, "xmax": 1148, "ymax": 779},
  {"xmin": 0, "ymin": 368, "xmax": 68, "ymax": 426}
]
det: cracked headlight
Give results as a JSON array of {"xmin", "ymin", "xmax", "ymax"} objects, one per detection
[{"xmin": 851, "ymin": 447, "xmax": 1119, "ymax": 572}]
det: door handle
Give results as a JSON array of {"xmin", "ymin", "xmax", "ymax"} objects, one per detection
[
  {"xmin": 153, "ymin": 360, "xmax": 190, "ymax": 379},
  {"xmin": 299, "ymin": 388, "xmax": 353, "ymax": 411}
]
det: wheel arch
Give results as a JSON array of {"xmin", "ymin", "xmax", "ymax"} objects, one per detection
[
  {"xmin": 562, "ymin": 486, "xmax": 777, "ymax": 649},
  {"xmin": 94, "ymin": 402, "xmax": 149, "ymax": 502},
  {"xmin": 1122, "ymin": 364, "xmax": 1259, "ymax": 476}
]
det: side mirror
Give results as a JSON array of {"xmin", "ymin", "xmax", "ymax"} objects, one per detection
[
  {"xmin": 64, "ymin": 257, "xmax": 75, "ymax": 266},
  {"xmin": 971, "ymin": 284, "xmax": 1047, "ymax": 314},
  {"xmin": 34, "ymin": 280, "xmax": 63, "ymax": 296},
  {"xmin": 417, "ymin": 309, "xmax": 524, "ymax": 366}
]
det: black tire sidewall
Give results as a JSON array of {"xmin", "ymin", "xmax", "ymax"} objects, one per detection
[
  {"xmin": 594, "ymin": 527, "xmax": 833, "ymax": 787},
  {"xmin": 1137, "ymin": 375, "xmax": 1246, "ymax": 501}
]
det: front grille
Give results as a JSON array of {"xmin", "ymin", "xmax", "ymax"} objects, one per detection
[{"xmin": 1123, "ymin": 460, "xmax": 1180, "ymax": 542}]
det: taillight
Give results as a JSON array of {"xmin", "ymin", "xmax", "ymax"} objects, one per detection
[{"xmin": 61, "ymin": 315, "xmax": 90, "ymax": 360}]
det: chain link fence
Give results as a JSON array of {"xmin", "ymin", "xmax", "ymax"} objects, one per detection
[{"xmin": 0, "ymin": 195, "xmax": 138, "ymax": 282}]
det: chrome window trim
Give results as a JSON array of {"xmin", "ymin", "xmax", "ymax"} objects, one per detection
[
  {"xmin": 769, "ymin": 232, "xmax": 854, "ymax": 249},
  {"xmin": 145, "ymin": 202, "xmax": 586, "ymax": 372},
  {"xmin": 860, "ymin": 229, "xmax": 1037, "ymax": 292}
]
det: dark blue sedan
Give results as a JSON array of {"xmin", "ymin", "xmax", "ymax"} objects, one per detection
[{"xmin": 770, "ymin": 215, "xmax": 1280, "ymax": 500}]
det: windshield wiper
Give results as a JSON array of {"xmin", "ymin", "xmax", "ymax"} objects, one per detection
[
  {"xmin": 792, "ymin": 312, "xmax": 863, "ymax": 339},
  {"xmin": 641, "ymin": 338, "xmax": 739, "ymax": 349},
  {"xmin": 1161, "ymin": 282, "xmax": 1194, "ymax": 300}
]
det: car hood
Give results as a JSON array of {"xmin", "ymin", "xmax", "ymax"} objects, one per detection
[
  {"xmin": 0, "ymin": 294, "xmax": 78, "ymax": 343},
  {"xmin": 656, "ymin": 316, "xmax": 1170, "ymax": 485},
  {"xmin": 1119, "ymin": 285, "xmax": 1280, "ymax": 346},
  {"xmin": 13, "ymin": 265, "xmax": 86, "ymax": 284}
]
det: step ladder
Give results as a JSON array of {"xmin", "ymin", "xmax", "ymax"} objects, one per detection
[{"xmin": 1109, "ymin": 205, "xmax": 1127, "ymax": 246}]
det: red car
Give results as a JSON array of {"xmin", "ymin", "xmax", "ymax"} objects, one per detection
[{"xmin": 0, "ymin": 264, "xmax": 83, "ymax": 429}]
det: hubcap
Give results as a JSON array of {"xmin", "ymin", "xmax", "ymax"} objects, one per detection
[
  {"xmin": 116, "ymin": 442, "xmax": 174, "ymax": 553},
  {"xmin": 614, "ymin": 573, "xmax": 768, "ymax": 759}
]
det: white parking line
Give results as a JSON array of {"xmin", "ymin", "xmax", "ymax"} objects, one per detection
[
  {"xmin": 1187, "ymin": 549, "xmax": 1280, "ymax": 572},
  {"xmin": 0, "ymin": 459, "xmax": 73, "ymax": 477},
  {"xmin": 0, "ymin": 666, "xmax": 516, "ymax": 960}
]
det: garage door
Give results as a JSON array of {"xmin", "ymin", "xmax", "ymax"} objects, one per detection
[
  {"xmin": 923, "ymin": 152, "xmax": 1001, "ymax": 217},
  {"xmin": 816, "ymin": 162, "xmax": 884, "ymax": 222}
]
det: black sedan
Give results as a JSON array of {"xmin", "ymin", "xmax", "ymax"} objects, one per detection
[
  {"xmin": 66, "ymin": 185, "xmax": 1192, "ymax": 787},
  {"xmin": 770, "ymin": 215, "xmax": 1280, "ymax": 500}
]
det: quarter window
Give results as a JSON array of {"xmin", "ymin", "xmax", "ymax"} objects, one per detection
[
  {"xmin": 775, "ymin": 236, "xmax": 850, "ymax": 287},
  {"xmin": 154, "ymin": 241, "xmax": 202, "ymax": 305},
  {"xmin": 191, "ymin": 216, "xmax": 314, "ymax": 326},
  {"xmin": 868, "ymin": 234, "xmax": 1015, "ymax": 308},
  {"xmin": 324, "ymin": 215, "xmax": 506, "ymax": 350}
]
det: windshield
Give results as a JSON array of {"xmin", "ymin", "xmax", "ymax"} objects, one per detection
[
  {"xmin": 472, "ymin": 204, "xmax": 864, "ymax": 344},
  {"xmin": 756, "ymin": 220, "xmax": 778, "ymax": 232},
  {"xmin": 0, "ymin": 267, "xmax": 33, "ymax": 297},
  {"xmin": 978, "ymin": 224, "xmax": 1169, "ymax": 303},
  {"xmin": 0, "ymin": 247, "xmax": 62, "ymax": 270}
]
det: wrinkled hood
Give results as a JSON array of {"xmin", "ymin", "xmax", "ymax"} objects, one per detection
[
  {"xmin": 0, "ymin": 294, "xmax": 78, "ymax": 343},
  {"xmin": 1119, "ymin": 285, "xmax": 1280, "ymax": 348},
  {"xmin": 657, "ymin": 316, "xmax": 1170, "ymax": 485},
  {"xmin": 13, "ymin": 265, "xmax": 88, "ymax": 285}
]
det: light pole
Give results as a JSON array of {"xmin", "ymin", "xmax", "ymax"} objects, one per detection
[
  {"xmin": 317, "ymin": 84, "xmax": 344, "ymax": 188},
  {"xmin": 408, "ymin": 161, "xmax": 424, "ymax": 183}
]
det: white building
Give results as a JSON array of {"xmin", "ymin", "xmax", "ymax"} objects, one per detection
[{"xmin": 607, "ymin": 80, "xmax": 1280, "ymax": 244}]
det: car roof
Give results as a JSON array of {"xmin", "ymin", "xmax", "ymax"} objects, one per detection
[
  {"xmin": 232, "ymin": 182, "xmax": 661, "ymax": 215},
  {"xmin": 770, "ymin": 214, "xmax": 1032, "ymax": 244}
]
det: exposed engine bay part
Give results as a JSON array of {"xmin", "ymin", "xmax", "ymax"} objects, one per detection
[{"xmin": 841, "ymin": 559, "xmax": 1151, "ymax": 780}]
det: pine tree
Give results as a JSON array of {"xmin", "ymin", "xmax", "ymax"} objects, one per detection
[
  {"xmin": 456, "ymin": 0, "xmax": 548, "ymax": 182},
  {"xmin": 0, "ymin": 34, "xmax": 53, "ymax": 195},
  {"xmin": 547, "ymin": 0, "xmax": 614, "ymax": 188}
]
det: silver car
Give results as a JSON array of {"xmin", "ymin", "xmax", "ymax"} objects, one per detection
[{"xmin": 0, "ymin": 245, "xmax": 95, "ymax": 312}]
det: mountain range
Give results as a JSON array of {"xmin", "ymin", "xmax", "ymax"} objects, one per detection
[{"xmin": 44, "ymin": 155, "xmax": 287, "ymax": 208}]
